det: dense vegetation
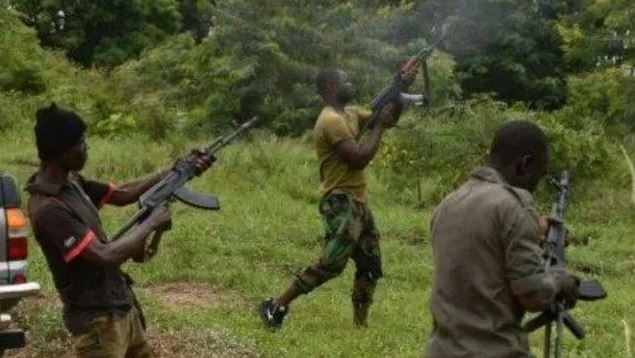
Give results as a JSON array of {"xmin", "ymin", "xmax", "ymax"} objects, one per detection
[{"xmin": 1, "ymin": 0, "xmax": 634, "ymax": 356}]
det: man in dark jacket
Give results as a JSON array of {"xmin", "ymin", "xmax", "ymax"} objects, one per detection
[{"xmin": 426, "ymin": 120, "xmax": 579, "ymax": 357}]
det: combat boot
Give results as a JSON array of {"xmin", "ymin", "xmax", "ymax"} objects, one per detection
[{"xmin": 258, "ymin": 298, "xmax": 288, "ymax": 330}]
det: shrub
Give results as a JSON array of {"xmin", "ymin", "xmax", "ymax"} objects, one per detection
[{"xmin": 376, "ymin": 95, "xmax": 621, "ymax": 207}]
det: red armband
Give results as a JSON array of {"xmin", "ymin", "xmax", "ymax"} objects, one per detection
[{"xmin": 64, "ymin": 230, "xmax": 95, "ymax": 263}]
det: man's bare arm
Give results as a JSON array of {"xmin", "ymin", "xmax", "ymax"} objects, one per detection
[
  {"xmin": 108, "ymin": 170, "xmax": 168, "ymax": 206},
  {"xmin": 334, "ymin": 104, "xmax": 399, "ymax": 170},
  {"xmin": 108, "ymin": 149, "xmax": 214, "ymax": 206},
  {"xmin": 335, "ymin": 125, "xmax": 386, "ymax": 170},
  {"xmin": 80, "ymin": 205, "xmax": 171, "ymax": 266}
]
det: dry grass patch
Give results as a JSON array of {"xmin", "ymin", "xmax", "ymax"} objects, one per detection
[
  {"xmin": 141, "ymin": 282, "xmax": 246, "ymax": 310},
  {"xmin": 146, "ymin": 327, "xmax": 259, "ymax": 358},
  {"xmin": 13, "ymin": 292, "xmax": 62, "ymax": 312},
  {"xmin": 4, "ymin": 289, "xmax": 257, "ymax": 358}
]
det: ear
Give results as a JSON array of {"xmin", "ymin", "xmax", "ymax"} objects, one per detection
[{"xmin": 516, "ymin": 155, "xmax": 534, "ymax": 176}]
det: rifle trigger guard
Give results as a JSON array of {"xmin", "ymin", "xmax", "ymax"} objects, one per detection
[{"xmin": 173, "ymin": 187, "xmax": 220, "ymax": 210}]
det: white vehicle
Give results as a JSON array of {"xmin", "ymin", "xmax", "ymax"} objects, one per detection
[{"xmin": 0, "ymin": 175, "xmax": 41, "ymax": 356}]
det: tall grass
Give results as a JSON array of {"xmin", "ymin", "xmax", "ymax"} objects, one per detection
[
  {"xmin": 0, "ymin": 123, "xmax": 633, "ymax": 357},
  {"xmin": 624, "ymin": 319, "xmax": 633, "ymax": 358}
]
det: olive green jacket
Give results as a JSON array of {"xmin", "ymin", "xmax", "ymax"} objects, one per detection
[{"xmin": 426, "ymin": 167, "xmax": 557, "ymax": 358}]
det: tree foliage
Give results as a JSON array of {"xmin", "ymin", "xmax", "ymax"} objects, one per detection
[
  {"xmin": 400, "ymin": 0, "xmax": 584, "ymax": 109},
  {"xmin": 114, "ymin": 0, "xmax": 458, "ymax": 135},
  {"xmin": 0, "ymin": 1, "xmax": 633, "ymax": 194},
  {"xmin": 9, "ymin": 0, "xmax": 198, "ymax": 66},
  {"xmin": 12, "ymin": 0, "xmax": 630, "ymax": 111},
  {"xmin": 559, "ymin": 0, "xmax": 635, "ymax": 71}
]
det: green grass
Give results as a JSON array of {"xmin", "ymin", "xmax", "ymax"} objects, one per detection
[{"xmin": 0, "ymin": 129, "xmax": 633, "ymax": 357}]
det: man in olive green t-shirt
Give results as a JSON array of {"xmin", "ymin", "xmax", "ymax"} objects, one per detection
[
  {"xmin": 314, "ymin": 104, "xmax": 370, "ymax": 200},
  {"xmin": 259, "ymin": 67, "xmax": 416, "ymax": 329}
]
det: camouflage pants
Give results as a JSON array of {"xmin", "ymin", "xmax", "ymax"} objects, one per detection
[
  {"xmin": 294, "ymin": 193, "xmax": 382, "ymax": 321},
  {"xmin": 72, "ymin": 307, "xmax": 153, "ymax": 358}
]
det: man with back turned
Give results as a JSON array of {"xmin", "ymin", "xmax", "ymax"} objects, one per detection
[{"xmin": 426, "ymin": 120, "xmax": 580, "ymax": 357}]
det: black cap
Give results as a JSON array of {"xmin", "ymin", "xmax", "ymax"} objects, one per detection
[{"xmin": 34, "ymin": 103, "xmax": 87, "ymax": 161}]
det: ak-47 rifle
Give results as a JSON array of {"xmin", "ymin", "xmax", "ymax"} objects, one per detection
[
  {"xmin": 523, "ymin": 171, "xmax": 607, "ymax": 358},
  {"xmin": 359, "ymin": 26, "xmax": 448, "ymax": 136},
  {"xmin": 110, "ymin": 117, "xmax": 260, "ymax": 261}
]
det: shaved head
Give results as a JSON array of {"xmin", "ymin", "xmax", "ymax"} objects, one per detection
[
  {"xmin": 489, "ymin": 120, "xmax": 549, "ymax": 192},
  {"xmin": 316, "ymin": 67, "xmax": 341, "ymax": 97},
  {"xmin": 491, "ymin": 120, "xmax": 548, "ymax": 166},
  {"xmin": 316, "ymin": 67, "xmax": 356, "ymax": 104}
]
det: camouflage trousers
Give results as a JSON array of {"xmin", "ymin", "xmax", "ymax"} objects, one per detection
[
  {"xmin": 72, "ymin": 307, "xmax": 153, "ymax": 358},
  {"xmin": 294, "ymin": 193, "xmax": 382, "ymax": 324}
]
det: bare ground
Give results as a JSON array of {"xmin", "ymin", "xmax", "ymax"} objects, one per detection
[
  {"xmin": 146, "ymin": 327, "xmax": 259, "ymax": 358},
  {"xmin": 140, "ymin": 282, "xmax": 247, "ymax": 311},
  {"xmin": 4, "ymin": 283, "xmax": 257, "ymax": 357}
]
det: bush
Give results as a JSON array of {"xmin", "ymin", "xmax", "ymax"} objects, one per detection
[
  {"xmin": 0, "ymin": 9, "xmax": 47, "ymax": 94},
  {"xmin": 375, "ymin": 95, "xmax": 621, "ymax": 207},
  {"xmin": 112, "ymin": 34, "xmax": 253, "ymax": 135},
  {"xmin": 563, "ymin": 69, "xmax": 635, "ymax": 130},
  {"xmin": 108, "ymin": 2, "xmax": 460, "ymax": 136},
  {"xmin": 375, "ymin": 97, "xmax": 515, "ymax": 206},
  {"xmin": 10, "ymin": 0, "xmax": 183, "ymax": 67},
  {"xmin": 537, "ymin": 111, "xmax": 617, "ymax": 179}
]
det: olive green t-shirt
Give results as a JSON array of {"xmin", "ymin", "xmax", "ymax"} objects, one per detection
[{"xmin": 313, "ymin": 106, "xmax": 370, "ymax": 201}]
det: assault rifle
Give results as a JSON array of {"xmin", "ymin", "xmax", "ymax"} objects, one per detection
[
  {"xmin": 359, "ymin": 26, "xmax": 448, "ymax": 136},
  {"xmin": 523, "ymin": 171, "xmax": 607, "ymax": 358},
  {"xmin": 110, "ymin": 117, "xmax": 260, "ymax": 261}
]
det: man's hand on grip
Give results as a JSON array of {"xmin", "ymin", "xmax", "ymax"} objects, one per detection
[
  {"xmin": 556, "ymin": 272, "xmax": 580, "ymax": 309},
  {"xmin": 378, "ymin": 103, "xmax": 401, "ymax": 128},
  {"xmin": 538, "ymin": 215, "xmax": 561, "ymax": 242},
  {"xmin": 400, "ymin": 60, "xmax": 420, "ymax": 86},
  {"xmin": 147, "ymin": 204, "xmax": 172, "ymax": 232}
]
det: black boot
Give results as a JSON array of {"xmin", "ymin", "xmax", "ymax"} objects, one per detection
[{"xmin": 258, "ymin": 298, "xmax": 288, "ymax": 330}]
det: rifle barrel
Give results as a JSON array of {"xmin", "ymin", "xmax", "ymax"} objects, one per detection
[
  {"xmin": 414, "ymin": 46, "xmax": 434, "ymax": 62},
  {"xmin": 207, "ymin": 117, "xmax": 260, "ymax": 154},
  {"xmin": 412, "ymin": 25, "xmax": 448, "ymax": 63}
]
